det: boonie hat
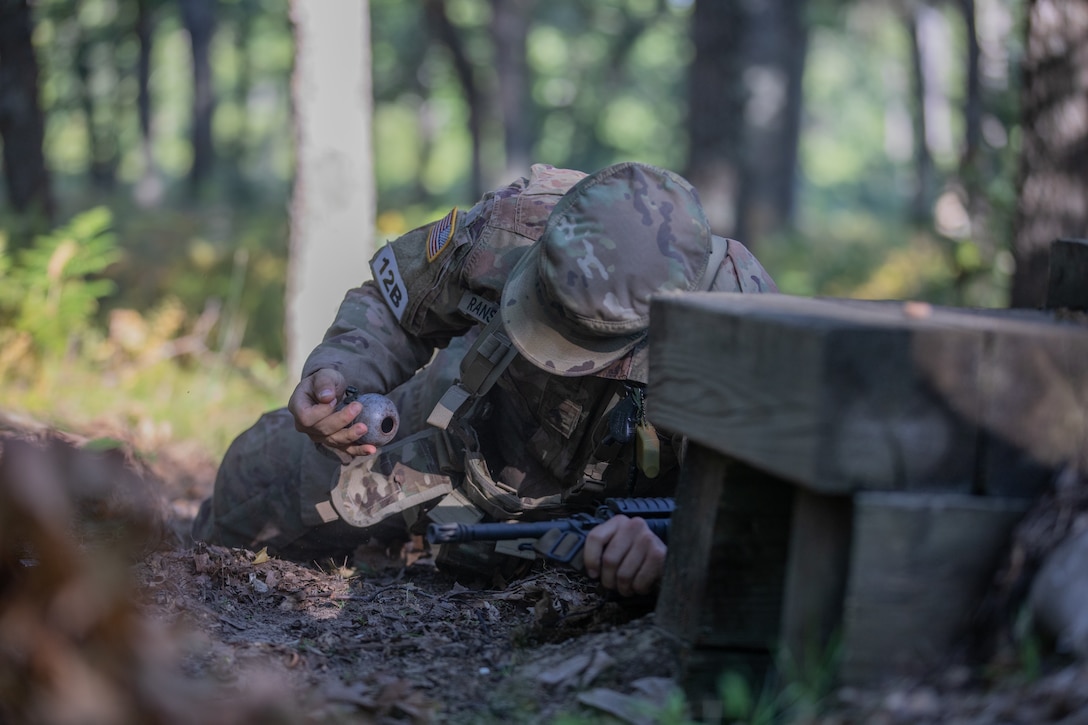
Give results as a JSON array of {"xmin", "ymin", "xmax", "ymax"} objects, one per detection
[{"xmin": 501, "ymin": 161, "xmax": 713, "ymax": 376}]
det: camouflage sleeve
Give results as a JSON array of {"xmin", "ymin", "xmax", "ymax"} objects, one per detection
[
  {"xmin": 712, "ymin": 238, "xmax": 779, "ymax": 294},
  {"xmin": 302, "ymin": 165, "xmax": 587, "ymax": 393},
  {"xmin": 300, "ymin": 184, "xmax": 516, "ymax": 393}
]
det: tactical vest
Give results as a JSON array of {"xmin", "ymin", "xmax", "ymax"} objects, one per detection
[{"xmin": 318, "ymin": 164, "xmax": 746, "ymax": 530}]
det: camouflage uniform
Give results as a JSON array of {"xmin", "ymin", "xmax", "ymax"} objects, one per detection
[{"xmin": 193, "ymin": 162, "xmax": 777, "ymax": 561}]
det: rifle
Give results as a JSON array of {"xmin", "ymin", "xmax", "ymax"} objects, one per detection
[{"xmin": 425, "ymin": 497, "xmax": 673, "ymax": 570}]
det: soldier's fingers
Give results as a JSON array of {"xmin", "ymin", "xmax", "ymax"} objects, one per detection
[
  {"xmin": 343, "ymin": 441, "xmax": 379, "ymax": 458},
  {"xmin": 584, "ymin": 515, "xmax": 626, "ymax": 580},
  {"xmin": 608, "ymin": 518, "xmax": 666, "ymax": 596},
  {"xmin": 310, "ymin": 369, "xmax": 345, "ymax": 404},
  {"xmin": 630, "ymin": 535, "xmax": 667, "ymax": 595},
  {"xmin": 289, "ymin": 382, "xmax": 329, "ymax": 429},
  {"xmin": 598, "ymin": 519, "xmax": 640, "ymax": 593}
]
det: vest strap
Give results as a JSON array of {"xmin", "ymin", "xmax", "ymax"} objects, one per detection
[{"xmin": 427, "ymin": 312, "xmax": 518, "ymax": 430}]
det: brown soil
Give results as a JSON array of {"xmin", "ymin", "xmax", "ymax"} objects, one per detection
[{"xmin": 2, "ymin": 417, "xmax": 1087, "ymax": 724}]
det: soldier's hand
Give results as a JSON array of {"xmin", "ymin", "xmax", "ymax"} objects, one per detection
[
  {"xmin": 583, "ymin": 514, "xmax": 666, "ymax": 597},
  {"xmin": 288, "ymin": 368, "xmax": 379, "ymax": 458}
]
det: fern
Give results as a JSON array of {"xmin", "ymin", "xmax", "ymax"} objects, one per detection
[{"xmin": 1, "ymin": 206, "xmax": 120, "ymax": 363}]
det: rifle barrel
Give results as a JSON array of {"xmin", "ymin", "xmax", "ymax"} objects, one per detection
[{"xmin": 426, "ymin": 518, "xmax": 588, "ymax": 544}]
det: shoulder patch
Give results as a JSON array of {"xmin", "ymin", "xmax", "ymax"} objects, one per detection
[
  {"xmin": 426, "ymin": 208, "xmax": 458, "ymax": 262},
  {"xmin": 371, "ymin": 244, "xmax": 408, "ymax": 321}
]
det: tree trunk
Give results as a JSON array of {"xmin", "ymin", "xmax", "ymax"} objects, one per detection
[
  {"xmin": 286, "ymin": 0, "xmax": 376, "ymax": 376},
  {"xmin": 73, "ymin": 9, "xmax": 118, "ymax": 190},
  {"xmin": 686, "ymin": 0, "xmax": 745, "ymax": 236},
  {"xmin": 424, "ymin": 0, "xmax": 483, "ymax": 199},
  {"xmin": 686, "ymin": 0, "xmax": 807, "ymax": 247},
  {"xmin": 0, "ymin": 0, "xmax": 53, "ymax": 223},
  {"xmin": 179, "ymin": 0, "xmax": 217, "ymax": 197},
  {"xmin": 906, "ymin": 3, "xmax": 935, "ymax": 223},
  {"xmin": 490, "ymin": 0, "xmax": 533, "ymax": 182},
  {"xmin": 1010, "ymin": 0, "xmax": 1088, "ymax": 308},
  {"xmin": 734, "ymin": 0, "xmax": 808, "ymax": 245},
  {"xmin": 134, "ymin": 0, "xmax": 164, "ymax": 206},
  {"xmin": 225, "ymin": 0, "xmax": 256, "ymax": 202}
]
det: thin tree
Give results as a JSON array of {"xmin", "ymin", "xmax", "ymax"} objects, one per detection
[
  {"xmin": 286, "ymin": 1, "xmax": 376, "ymax": 376},
  {"xmin": 423, "ymin": 0, "xmax": 484, "ymax": 199},
  {"xmin": 179, "ymin": 0, "xmax": 217, "ymax": 197},
  {"xmin": 134, "ymin": 0, "xmax": 164, "ymax": 206},
  {"xmin": 490, "ymin": 0, "xmax": 533, "ymax": 183},
  {"xmin": 0, "ymin": 0, "xmax": 54, "ymax": 226},
  {"xmin": 685, "ymin": 0, "xmax": 808, "ymax": 247},
  {"xmin": 685, "ymin": 0, "xmax": 745, "ymax": 236}
]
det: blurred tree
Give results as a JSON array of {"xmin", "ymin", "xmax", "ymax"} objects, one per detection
[
  {"xmin": 424, "ymin": 0, "xmax": 485, "ymax": 199},
  {"xmin": 0, "ymin": 0, "xmax": 54, "ymax": 225},
  {"xmin": 686, "ymin": 0, "xmax": 808, "ymax": 247},
  {"xmin": 73, "ymin": 0, "xmax": 121, "ymax": 190},
  {"xmin": 489, "ymin": 0, "xmax": 532, "ymax": 183},
  {"xmin": 222, "ymin": 0, "xmax": 256, "ymax": 202},
  {"xmin": 1011, "ymin": 0, "xmax": 1088, "ymax": 307},
  {"xmin": 286, "ymin": 1, "xmax": 376, "ymax": 376},
  {"xmin": 179, "ymin": 0, "xmax": 217, "ymax": 197},
  {"xmin": 134, "ymin": 0, "xmax": 164, "ymax": 206},
  {"xmin": 904, "ymin": 0, "xmax": 937, "ymax": 222}
]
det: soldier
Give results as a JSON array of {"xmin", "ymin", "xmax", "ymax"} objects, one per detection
[{"xmin": 193, "ymin": 161, "xmax": 777, "ymax": 596}]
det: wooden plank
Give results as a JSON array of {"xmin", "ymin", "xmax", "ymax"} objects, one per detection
[
  {"xmin": 779, "ymin": 489, "xmax": 853, "ymax": 668},
  {"xmin": 649, "ymin": 293, "xmax": 985, "ymax": 494},
  {"xmin": 913, "ymin": 309, "xmax": 1088, "ymax": 489},
  {"xmin": 649, "ymin": 293, "xmax": 1088, "ymax": 494},
  {"xmin": 1046, "ymin": 238, "xmax": 1088, "ymax": 310},
  {"xmin": 656, "ymin": 450, "xmax": 794, "ymax": 651},
  {"xmin": 839, "ymin": 491, "xmax": 1029, "ymax": 684},
  {"xmin": 656, "ymin": 444, "xmax": 727, "ymax": 645},
  {"xmin": 657, "ymin": 448, "xmax": 793, "ymax": 712}
]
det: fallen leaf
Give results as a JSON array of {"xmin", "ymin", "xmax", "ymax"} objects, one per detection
[{"xmin": 537, "ymin": 652, "xmax": 592, "ymax": 687}]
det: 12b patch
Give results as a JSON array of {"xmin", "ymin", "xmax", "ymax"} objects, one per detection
[
  {"xmin": 426, "ymin": 208, "xmax": 458, "ymax": 262},
  {"xmin": 371, "ymin": 245, "xmax": 408, "ymax": 321}
]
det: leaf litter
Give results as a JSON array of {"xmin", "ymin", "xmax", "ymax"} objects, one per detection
[{"xmin": 3, "ymin": 421, "xmax": 1088, "ymax": 724}]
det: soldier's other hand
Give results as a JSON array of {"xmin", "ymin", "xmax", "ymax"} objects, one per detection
[
  {"xmin": 288, "ymin": 368, "xmax": 379, "ymax": 458},
  {"xmin": 583, "ymin": 514, "xmax": 666, "ymax": 597}
]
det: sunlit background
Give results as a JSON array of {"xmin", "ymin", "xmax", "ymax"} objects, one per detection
[{"xmin": 0, "ymin": 0, "xmax": 1029, "ymax": 456}]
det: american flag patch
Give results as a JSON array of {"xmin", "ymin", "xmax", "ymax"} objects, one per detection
[{"xmin": 426, "ymin": 208, "xmax": 458, "ymax": 262}]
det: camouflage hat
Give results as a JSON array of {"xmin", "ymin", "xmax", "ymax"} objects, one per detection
[{"xmin": 501, "ymin": 161, "xmax": 712, "ymax": 376}]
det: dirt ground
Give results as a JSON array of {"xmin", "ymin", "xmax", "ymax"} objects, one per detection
[{"xmin": 2, "ymin": 418, "xmax": 1088, "ymax": 724}]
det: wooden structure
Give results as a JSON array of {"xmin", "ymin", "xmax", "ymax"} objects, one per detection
[{"xmin": 648, "ymin": 288, "xmax": 1088, "ymax": 703}]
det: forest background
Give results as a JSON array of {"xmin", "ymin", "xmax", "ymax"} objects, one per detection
[{"xmin": 0, "ymin": 0, "xmax": 1082, "ymax": 461}]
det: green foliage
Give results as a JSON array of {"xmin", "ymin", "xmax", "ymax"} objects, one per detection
[
  {"xmin": 0, "ymin": 206, "xmax": 119, "ymax": 368},
  {"xmin": 0, "ymin": 205, "xmax": 290, "ymax": 459}
]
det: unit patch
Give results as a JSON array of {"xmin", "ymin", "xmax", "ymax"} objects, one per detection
[
  {"xmin": 426, "ymin": 208, "xmax": 458, "ymax": 262},
  {"xmin": 457, "ymin": 291, "xmax": 498, "ymax": 326},
  {"xmin": 371, "ymin": 244, "xmax": 408, "ymax": 321}
]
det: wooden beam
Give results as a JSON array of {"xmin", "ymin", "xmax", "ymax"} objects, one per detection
[
  {"xmin": 779, "ymin": 489, "xmax": 853, "ymax": 670},
  {"xmin": 657, "ymin": 450, "xmax": 794, "ymax": 705},
  {"xmin": 839, "ymin": 491, "xmax": 1029, "ymax": 683},
  {"xmin": 649, "ymin": 293, "xmax": 1088, "ymax": 494}
]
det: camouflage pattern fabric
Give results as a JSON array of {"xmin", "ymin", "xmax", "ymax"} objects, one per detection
[
  {"xmin": 194, "ymin": 162, "xmax": 778, "ymax": 558},
  {"xmin": 500, "ymin": 162, "xmax": 717, "ymax": 376}
]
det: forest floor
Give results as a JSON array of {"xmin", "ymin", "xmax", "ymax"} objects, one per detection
[{"xmin": 2, "ymin": 415, "xmax": 1088, "ymax": 724}]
